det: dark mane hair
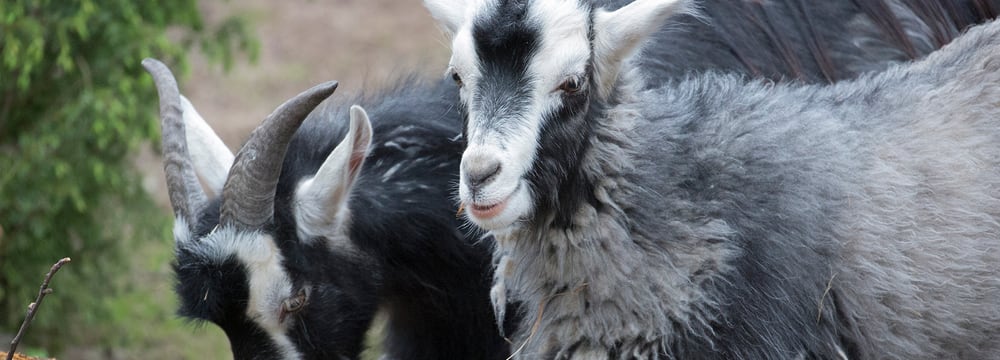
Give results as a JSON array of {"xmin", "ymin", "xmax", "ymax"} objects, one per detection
[{"xmin": 623, "ymin": 0, "xmax": 999, "ymax": 86}]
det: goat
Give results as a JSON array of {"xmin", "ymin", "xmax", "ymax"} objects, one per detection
[
  {"xmin": 142, "ymin": 59, "xmax": 514, "ymax": 360},
  {"xmin": 425, "ymin": 0, "xmax": 1000, "ymax": 358}
]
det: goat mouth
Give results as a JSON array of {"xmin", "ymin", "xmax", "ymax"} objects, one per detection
[
  {"xmin": 469, "ymin": 199, "xmax": 508, "ymax": 220},
  {"xmin": 466, "ymin": 183, "xmax": 521, "ymax": 222}
]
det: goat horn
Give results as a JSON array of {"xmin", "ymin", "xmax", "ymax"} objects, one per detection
[
  {"xmin": 220, "ymin": 81, "xmax": 339, "ymax": 229},
  {"xmin": 142, "ymin": 58, "xmax": 208, "ymax": 228}
]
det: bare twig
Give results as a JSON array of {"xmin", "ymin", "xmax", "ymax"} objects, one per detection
[{"xmin": 6, "ymin": 257, "xmax": 71, "ymax": 360}]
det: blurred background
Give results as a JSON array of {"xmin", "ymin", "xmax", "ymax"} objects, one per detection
[{"xmin": 0, "ymin": 0, "xmax": 449, "ymax": 358}]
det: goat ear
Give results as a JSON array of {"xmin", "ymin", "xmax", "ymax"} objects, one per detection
[
  {"xmin": 180, "ymin": 95, "xmax": 234, "ymax": 196},
  {"xmin": 592, "ymin": 0, "xmax": 690, "ymax": 96},
  {"xmin": 423, "ymin": 0, "xmax": 468, "ymax": 35},
  {"xmin": 294, "ymin": 105, "xmax": 373, "ymax": 240}
]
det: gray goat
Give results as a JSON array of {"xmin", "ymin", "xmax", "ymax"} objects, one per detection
[{"xmin": 425, "ymin": 0, "xmax": 1000, "ymax": 358}]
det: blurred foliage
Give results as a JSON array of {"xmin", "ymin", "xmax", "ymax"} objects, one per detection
[{"xmin": 0, "ymin": 0, "xmax": 257, "ymax": 354}]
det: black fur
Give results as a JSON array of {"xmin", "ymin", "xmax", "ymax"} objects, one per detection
[{"xmin": 593, "ymin": 0, "xmax": 1000, "ymax": 86}]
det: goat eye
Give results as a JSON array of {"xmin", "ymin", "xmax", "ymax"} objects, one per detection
[
  {"xmin": 558, "ymin": 76, "xmax": 582, "ymax": 94},
  {"xmin": 280, "ymin": 288, "xmax": 309, "ymax": 320},
  {"xmin": 451, "ymin": 72, "xmax": 463, "ymax": 87}
]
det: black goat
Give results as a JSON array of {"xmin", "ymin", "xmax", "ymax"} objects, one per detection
[{"xmin": 143, "ymin": 59, "xmax": 512, "ymax": 360}]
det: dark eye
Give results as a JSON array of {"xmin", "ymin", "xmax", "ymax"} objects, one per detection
[
  {"xmin": 451, "ymin": 71, "xmax": 463, "ymax": 87},
  {"xmin": 558, "ymin": 76, "xmax": 582, "ymax": 94},
  {"xmin": 279, "ymin": 288, "xmax": 309, "ymax": 323}
]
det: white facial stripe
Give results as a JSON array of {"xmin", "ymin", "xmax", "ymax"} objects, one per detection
[
  {"xmin": 524, "ymin": 0, "xmax": 592, "ymax": 138},
  {"xmin": 529, "ymin": 0, "xmax": 591, "ymax": 93},
  {"xmin": 269, "ymin": 330, "xmax": 303, "ymax": 360},
  {"xmin": 451, "ymin": 24, "xmax": 479, "ymax": 107},
  {"xmin": 187, "ymin": 226, "xmax": 303, "ymax": 360}
]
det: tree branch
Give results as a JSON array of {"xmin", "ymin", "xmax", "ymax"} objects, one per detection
[{"xmin": 6, "ymin": 257, "xmax": 71, "ymax": 360}]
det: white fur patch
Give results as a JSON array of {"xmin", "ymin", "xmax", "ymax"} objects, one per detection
[
  {"xmin": 173, "ymin": 217, "xmax": 193, "ymax": 245},
  {"xmin": 449, "ymin": 24, "xmax": 480, "ymax": 107},
  {"xmin": 188, "ymin": 226, "xmax": 303, "ymax": 360}
]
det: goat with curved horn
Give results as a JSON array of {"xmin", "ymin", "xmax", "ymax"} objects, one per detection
[
  {"xmin": 142, "ymin": 58, "xmax": 208, "ymax": 228},
  {"xmin": 146, "ymin": 55, "xmax": 513, "ymax": 359}
]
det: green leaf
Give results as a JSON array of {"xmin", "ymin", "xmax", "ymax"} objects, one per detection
[{"xmin": 0, "ymin": 0, "xmax": 256, "ymax": 355}]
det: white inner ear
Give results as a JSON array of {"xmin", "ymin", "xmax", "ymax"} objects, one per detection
[
  {"xmin": 592, "ymin": 0, "xmax": 690, "ymax": 97},
  {"xmin": 423, "ymin": 0, "xmax": 470, "ymax": 35},
  {"xmin": 294, "ymin": 105, "xmax": 373, "ymax": 243},
  {"xmin": 180, "ymin": 95, "xmax": 234, "ymax": 196}
]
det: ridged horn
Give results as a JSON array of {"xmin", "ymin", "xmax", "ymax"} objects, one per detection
[
  {"xmin": 142, "ymin": 58, "xmax": 207, "ymax": 228},
  {"xmin": 220, "ymin": 81, "xmax": 339, "ymax": 229}
]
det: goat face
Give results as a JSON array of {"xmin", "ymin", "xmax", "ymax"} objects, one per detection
[
  {"xmin": 425, "ymin": 0, "xmax": 689, "ymax": 231},
  {"xmin": 144, "ymin": 59, "xmax": 376, "ymax": 360},
  {"xmin": 173, "ymin": 216, "xmax": 375, "ymax": 360}
]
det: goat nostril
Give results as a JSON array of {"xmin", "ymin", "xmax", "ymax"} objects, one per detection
[{"xmin": 466, "ymin": 162, "xmax": 501, "ymax": 189}]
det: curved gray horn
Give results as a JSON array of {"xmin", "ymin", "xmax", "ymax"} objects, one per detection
[
  {"xmin": 142, "ymin": 58, "xmax": 207, "ymax": 228},
  {"xmin": 220, "ymin": 80, "xmax": 339, "ymax": 229}
]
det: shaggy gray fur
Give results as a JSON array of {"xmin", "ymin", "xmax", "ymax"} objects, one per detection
[{"xmin": 495, "ymin": 19, "xmax": 1000, "ymax": 359}]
